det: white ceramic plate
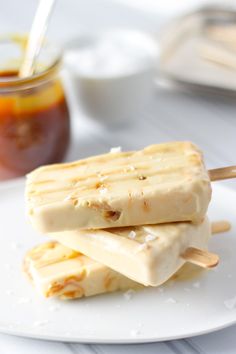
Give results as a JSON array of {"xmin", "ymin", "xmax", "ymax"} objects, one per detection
[{"xmin": 0, "ymin": 179, "xmax": 236, "ymax": 343}]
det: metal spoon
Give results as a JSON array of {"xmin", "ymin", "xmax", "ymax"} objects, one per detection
[{"xmin": 19, "ymin": 0, "xmax": 56, "ymax": 78}]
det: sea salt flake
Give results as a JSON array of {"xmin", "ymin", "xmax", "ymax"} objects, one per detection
[
  {"xmin": 17, "ymin": 297, "xmax": 31, "ymax": 304},
  {"xmin": 110, "ymin": 146, "xmax": 122, "ymax": 153},
  {"xmin": 128, "ymin": 230, "xmax": 136, "ymax": 239},
  {"xmin": 224, "ymin": 297, "xmax": 236, "ymax": 310},
  {"xmin": 124, "ymin": 165, "xmax": 136, "ymax": 172},
  {"xmin": 99, "ymin": 175, "xmax": 108, "ymax": 182},
  {"xmin": 6, "ymin": 289, "xmax": 14, "ymax": 296},
  {"xmin": 158, "ymin": 287, "xmax": 164, "ymax": 293},
  {"xmin": 11, "ymin": 242, "xmax": 22, "ymax": 250},
  {"xmin": 48, "ymin": 304, "xmax": 61, "ymax": 312},
  {"xmin": 64, "ymin": 194, "xmax": 73, "ymax": 202},
  {"xmin": 99, "ymin": 188, "xmax": 108, "ymax": 195},
  {"xmin": 135, "ymin": 243, "xmax": 148, "ymax": 253},
  {"xmin": 193, "ymin": 282, "xmax": 200, "ymax": 288},
  {"xmin": 33, "ymin": 320, "xmax": 50, "ymax": 327},
  {"xmin": 165, "ymin": 297, "xmax": 177, "ymax": 304},
  {"xmin": 145, "ymin": 234, "xmax": 156, "ymax": 242},
  {"xmin": 123, "ymin": 289, "xmax": 136, "ymax": 300},
  {"xmin": 4, "ymin": 263, "xmax": 12, "ymax": 270},
  {"xmin": 130, "ymin": 329, "xmax": 141, "ymax": 337}
]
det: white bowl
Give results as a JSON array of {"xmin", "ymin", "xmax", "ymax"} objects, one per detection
[{"xmin": 64, "ymin": 29, "xmax": 158, "ymax": 124}]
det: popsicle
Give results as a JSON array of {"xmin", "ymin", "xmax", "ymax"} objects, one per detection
[
  {"xmin": 49, "ymin": 218, "xmax": 216, "ymax": 286},
  {"xmin": 26, "ymin": 141, "xmax": 211, "ymax": 233},
  {"xmin": 23, "ymin": 241, "xmax": 139, "ymax": 299}
]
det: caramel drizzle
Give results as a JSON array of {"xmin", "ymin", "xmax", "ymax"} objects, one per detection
[
  {"xmin": 46, "ymin": 269, "xmax": 86, "ymax": 298},
  {"xmin": 25, "ymin": 242, "xmax": 80, "ymax": 269},
  {"xmin": 28, "ymin": 162, "xmax": 202, "ymax": 200}
]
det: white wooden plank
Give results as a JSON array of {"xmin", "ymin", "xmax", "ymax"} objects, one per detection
[
  {"xmin": 0, "ymin": 333, "xmax": 72, "ymax": 354},
  {"xmin": 189, "ymin": 325, "xmax": 236, "ymax": 354}
]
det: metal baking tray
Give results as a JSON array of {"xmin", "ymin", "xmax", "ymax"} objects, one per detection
[{"xmin": 158, "ymin": 5, "xmax": 236, "ymax": 96}]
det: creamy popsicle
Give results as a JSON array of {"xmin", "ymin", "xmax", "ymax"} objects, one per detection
[
  {"xmin": 23, "ymin": 241, "xmax": 139, "ymax": 299},
  {"xmin": 26, "ymin": 141, "xmax": 211, "ymax": 233},
  {"xmin": 50, "ymin": 218, "xmax": 211, "ymax": 286}
]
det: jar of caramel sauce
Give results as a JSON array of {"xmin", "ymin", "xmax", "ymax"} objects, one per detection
[{"xmin": 0, "ymin": 35, "xmax": 70, "ymax": 180}]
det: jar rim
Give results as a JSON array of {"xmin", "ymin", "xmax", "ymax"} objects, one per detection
[{"xmin": 0, "ymin": 34, "xmax": 63, "ymax": 90}]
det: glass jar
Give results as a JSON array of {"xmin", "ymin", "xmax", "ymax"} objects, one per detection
[{"xmin": 0, "ymin": 35, "xmax": 70, "ymax": 181}]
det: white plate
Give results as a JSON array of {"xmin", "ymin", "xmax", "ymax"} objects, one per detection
[{"xmin": 0, "ymin": 179, "xmax": 236, "ymax": 343}]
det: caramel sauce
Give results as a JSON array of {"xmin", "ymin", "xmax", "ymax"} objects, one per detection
[
  {"xmin": 0, "ymin": 70, "xmax": 70, "ymax": 180},
  {"xmin": 0, "ymin": 71, "xmax": 19, "ymax": 78}
]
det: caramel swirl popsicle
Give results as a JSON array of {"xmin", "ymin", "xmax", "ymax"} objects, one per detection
[
  {"xmin": 23, "ymin": 241, "xmax": 139, "ymax": 299},
  {"xmin": 50, "ymin": 218, "xmax": 211, "ymax": 286},
  {"xmin": 26, "ymin": 141, "xmax": 211, "ymax": 233}
]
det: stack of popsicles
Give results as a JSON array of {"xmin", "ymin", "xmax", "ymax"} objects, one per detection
[{"xmin": 24, "ymin": 141, "xmax": 228, "ymax": 300}]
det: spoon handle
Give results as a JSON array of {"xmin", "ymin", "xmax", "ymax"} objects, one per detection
[{"xmin": 19, "ymin": 0, "xmax": 56, "ymax": 78}]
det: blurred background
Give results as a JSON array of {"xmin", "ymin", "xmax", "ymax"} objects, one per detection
[{"xmin": 0, "ymin": 0, "xmax": 236, "ymax": 182}]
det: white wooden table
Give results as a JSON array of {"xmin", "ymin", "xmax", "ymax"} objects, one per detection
[{"xmin": 1, "ymin": 0, "xmax": 236, "ymax": 352}]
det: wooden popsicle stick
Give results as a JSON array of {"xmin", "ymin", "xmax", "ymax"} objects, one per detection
[
  {"xmin": 211, "ymin": 220, "xmax": 231, "ymax": 234},
  {"xmin": 181, "ymin": 247, "xmax": 219, "ymax": 269},
  {"xmin": 209, "ymin": 166, "xmax": 236, "ymax": 181}
]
